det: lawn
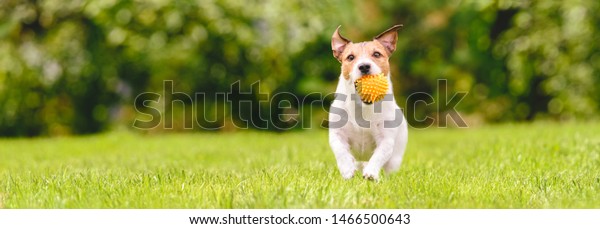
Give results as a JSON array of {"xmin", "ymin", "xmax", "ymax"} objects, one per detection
[{"xmin": 0, "ymin": 122, "xmax": 599, "ymax": 208}]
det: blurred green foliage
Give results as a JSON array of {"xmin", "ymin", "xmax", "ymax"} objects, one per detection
[{"xmin": 0, "ymin": 0, "xmax": 599, "ymax": 136}]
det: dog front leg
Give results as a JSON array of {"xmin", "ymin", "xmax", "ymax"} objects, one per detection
[
  {"xmin": 329, "ymin": 131, "xmax": 356, "ymax": 179},
  {"xmin": 363, "ymin": 136, "xmax": 395, "ymax": 181}
]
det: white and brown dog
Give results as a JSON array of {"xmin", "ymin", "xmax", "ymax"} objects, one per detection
[{"xmin": 328, "ymin": 25, "xmax": 408, "ymax": 181}]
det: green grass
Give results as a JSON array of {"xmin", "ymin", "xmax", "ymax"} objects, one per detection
[{"xmin": 1, "ymin": 122, "xmax": 599, "ymax": 208}]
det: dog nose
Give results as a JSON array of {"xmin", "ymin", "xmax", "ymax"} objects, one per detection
[{"xmin": 358, "ymin": 64, "xmax": 371, "ymax": 74}]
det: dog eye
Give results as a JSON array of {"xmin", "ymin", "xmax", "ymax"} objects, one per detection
[
  {"xmin": 373, "ymin": 52, "xmax": 382, "ymax": 58},
  {"xmin": 346, "ymin": 55, "xmax": 355, "ymax": 61}
]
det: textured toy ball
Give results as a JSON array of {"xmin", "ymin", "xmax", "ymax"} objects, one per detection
[{"xmin": 355, "ymin": 73, "xmax": 389, "ymax": 103}]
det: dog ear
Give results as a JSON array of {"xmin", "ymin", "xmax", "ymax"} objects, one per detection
[
  {"xmin": 331, "ymin": 25, "xmax": 351, "ymax": 62},
  {"xmin": 374, "ymin": 24, "xmax": 403, "ymax": 55}
]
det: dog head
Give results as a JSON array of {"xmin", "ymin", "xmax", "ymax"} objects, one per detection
[{"xmin": 331, "ymin": 25, "xmax": 402, "ymax": 83}]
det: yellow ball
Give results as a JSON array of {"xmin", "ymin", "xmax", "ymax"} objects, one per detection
[{"xmin": 354, "ymin": 73, "xmax": 389, "ymax": 103}]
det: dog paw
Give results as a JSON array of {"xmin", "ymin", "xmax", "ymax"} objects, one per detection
[
  {"xmin": 340, "ymin": 167, "xmax": 356, "ymax": 179},
  {"xmin": 362, "ymin": 169, "xmax": 380, "ymax": 181}
]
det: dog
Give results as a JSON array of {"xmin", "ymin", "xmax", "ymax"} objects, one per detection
[{"xmin": 328, "ymin": 25, "xmax": 408, "ymax": 181}]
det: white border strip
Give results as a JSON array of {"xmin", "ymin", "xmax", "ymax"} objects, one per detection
[{"xmin": 0, "ymin": 209, "xmax": 598, "ymax": 229}]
